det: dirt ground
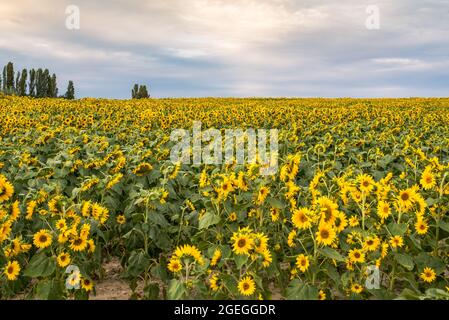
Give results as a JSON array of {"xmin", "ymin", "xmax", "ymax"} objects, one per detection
[
  {"xmin": 90, "ymin": 257, "xmax": 135, "ymax": 300},
  {"xmin": 91, "ymin": 257, "xmax": 284, "ymax": 300}
]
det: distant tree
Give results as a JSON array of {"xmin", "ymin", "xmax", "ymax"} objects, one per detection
[
  {"xmin": 48, "ymin": 73, "xmax": 58, "ymax": 97},
  {"xmin": 35, "ymin": 68, "xmax": 43, "ymax": 97},
  {"xmin": 29, "ymin": 69, "xmax": 36, "ymax": 97},
  {"xmin": 18, "ymin": 69, "xmax": 27, "ymax": 96},
  {"xmin": 138, "ymin": 85, "xmax": 149, "ymax": 98},
  {"xmin": 15, "ymin": 70, "xmax": 21, "ymax": 94},
  {"xmin": 6, "ymin": 62, "xmax": 14, "ymax": 93},
  {"xmin": 65, "ymin": 81, "xmax": 75, "ymax": 100},
  {"xmin": 132, "ymin": 84, "xmax": 139, "ymax": 99},
  {"xmin": 1, "ymin": 66, "xmax": 5, "ymax": 91}
]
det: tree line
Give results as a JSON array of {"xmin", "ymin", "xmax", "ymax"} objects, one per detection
[
  {"xmin": 0, "ymin": 61, "xmax": 75, "ymax": 99},
  {"xmin": 131, "ymin": 84, "xmax": 150, "ymax": 99}
]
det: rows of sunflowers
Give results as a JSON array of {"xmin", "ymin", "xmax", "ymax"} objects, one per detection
[{"xmin": 1, "ymin": 95, "xmax": 449, "ymax": 300}]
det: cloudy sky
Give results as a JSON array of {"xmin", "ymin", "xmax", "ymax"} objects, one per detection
[{"xmin": 0, "ymin": 0, "xmax": 448, "ymax": 98}]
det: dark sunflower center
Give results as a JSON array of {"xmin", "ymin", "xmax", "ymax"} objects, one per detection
[
  {"xmin": 7, "ymin": 266, "xmax": 13, "ymax": 274},
  {"xmin": 74, "ymin": 239, "xmax": 82, "ymax": 246},
  {"xmin": 39, "ymin": 235, "xmax": 47, "ymax": 243},
  {"xmin": 362, "ymin": 181, "xmax": 369, "ymax": 187},
  {"xmin": 367, "ymin": 240, "xmax": 373, "ymax": 245},
  {"xmin": 321, "ymin": 230, "xmax": 329, "ymax": 239},
  {"xmin": 237, "ymin": 239, "xmax": 246, "ymax": 248},
  {"xmin": 401, "ymin": 193, "xmax": 409, "ymax": 201},
  {"xmin": 354, "ymin": 252, "xmax": 360, "ymax": 258},
  {"xmin": 243, "ymin": 283, "xmax": 250, "ymax": 290}
]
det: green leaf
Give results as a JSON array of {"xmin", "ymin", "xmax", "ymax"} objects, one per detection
[
  {"xmin": 394, "ymin": 253, "xmax": 414, "ymax": 271},
  {"xmin": 35, "ymin": 279, "xmax": 64, "ymax": 300},
  {"xmin": 167, "ymin": 279, "xmax": 185, "ymax": 300},
  {"xmin": 387, "ymin": 222, "xmax": 408, "ymax": 236},
  {"xmin": 126, "ymin": 251, "xmax": 150, "ymax": 277},
  {"xmin": 144, "ymin": 284, "xmax": 160, "ymax": 300},
  {"xmin": 438, "ymin": 221, "xmax": 449, "ymax": 233},
  {"xmin": 234, "ymin": 254, "xmax": 248, "ymax": 269},
  {"xmin": 318, "ymin": 247, "xmax": 345, "ymax": 262},
  {"xmin": 198, "ymin": 211, "xmax": 220, "ymax": 230},
  {"xmin": 267, "ymin": 197, "xmax": 284, "ymax": 209},
  {"xmin": 285, "ymin": 280, "xmax": 318, "ymax": 300},
  {"xmin": 23, "ymin": 252, "xmax": 56, "ymax": 278}
]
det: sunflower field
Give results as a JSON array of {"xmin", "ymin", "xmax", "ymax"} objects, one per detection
[{"xmin": 1, "ymin": 95, "xmax": 449, "ymax": 300}]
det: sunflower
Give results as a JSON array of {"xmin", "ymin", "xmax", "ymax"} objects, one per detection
[
  {"xmin": 420, "ymin": 267, "xmax": 436, "ymax": 283},
  {"xmin": 348, "ymin": 215, "xmax": 359, "ymax": 227},
  {"xmin": 377, "ymin": 201, "xmax": 391, "ymax": 220},
  {"xmin": 316, "ymin": 196, "xmax": 338, "ymax": 225},
  {"xmin": 415, "ymin": 218, "xmax": 429, "ymax": 235},
  {"xmin": 231, "ymin": 233, "xmax": 254, "ymax": 255},
  {"xmin": 116, "ymin": 214, "xmax": 126, "ymax": 225},
  {"xmin": 397, "ymin": 188, "xmax": 416, "ymax": 211},
  {"xmin": 292, "ymin": 208, "xmax": 313, "ymax": 230},
  {"xmin": 228, "ymin": 212, "xmax": 237, "ymax": 221},
  {"xmin": 261, "ymin": 249, "xmax": 272, "ymax": 268},
  {"xmin": 57, "ymin": 252, "xmax": 71, "ymax": 268},
  {"xmin": 357, "ymin": 174, "xmax": 375, "ymax": 194},
  {"xmin": 318, "ymin": 290, "xmax": 326, "ymax": 300},
  {"xmin": 55, "ymin": 218, "xmax": 67, "ymax": 231},
  {"xmin": 4, "ymin": 260, "xmax": 20, "ymax": 281},
  {"xmin": 389, "ymin": 235, "xmax": 404, "ymax": 249},
  {"xmin": 0, "ymin": 176, "xmax": 14, "ymax": 203},
  {"xmin": 209, "ymin": 274, "xmax": 221, "ymax": 291},
  {"xmin": 33, "ymin": 229, "xmax": 52, "ymax": 249},
  {"xmin": 210, "ymin": 249, "xmax": 222, "ymax": 266},
  {"xmin": 81, "ymin": 278, "xmax": 94, "ymax": 292},
  {"xmin": 296, "ymin": 254, "xmax": 310, "ymax": 272},
  {"xmin": 350, "ymin": 283, "xmax": 363, "ymax": 294},
  {"xmin": 316, "ymin": 223, "xmax": 336, "ymax": 246},
  {"xmin": 420, "ymin": 168, "xmax": 436, "ymax": 190},
  {"xmin": 70, "ymin": 236, "xmax": 88, "ymax": 252},
  {"xmin": 167, "ymin": 258, "xmax": 183, "ymax": 273},
  {"xmin": 270, "ymin": 208, "xmax": 280, "ymax": 222},
  {"xmin": 253, "ymin": 232, "xmax": 269, "ymax": 253},
  {"xmin": 173, "ymin": 244, "xmax": 204, "ymax": 264},
  {"xmin": 238, "ymin": 276, "xmax": 256, "ymax": 296},
  {"xmin": 348, "ymin": 248, "xmax": 365, "ymax": 264},
  {"xmin": 255, "ymin": 186, "xmax": 269, "ymax": 205},
  {"xmin": 334, "ymin": 211, "xmax": 348, "ymax": 232},
  {"xmin": 363, "ymin": 236, "xmax": 380, "ymax": 252}
]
